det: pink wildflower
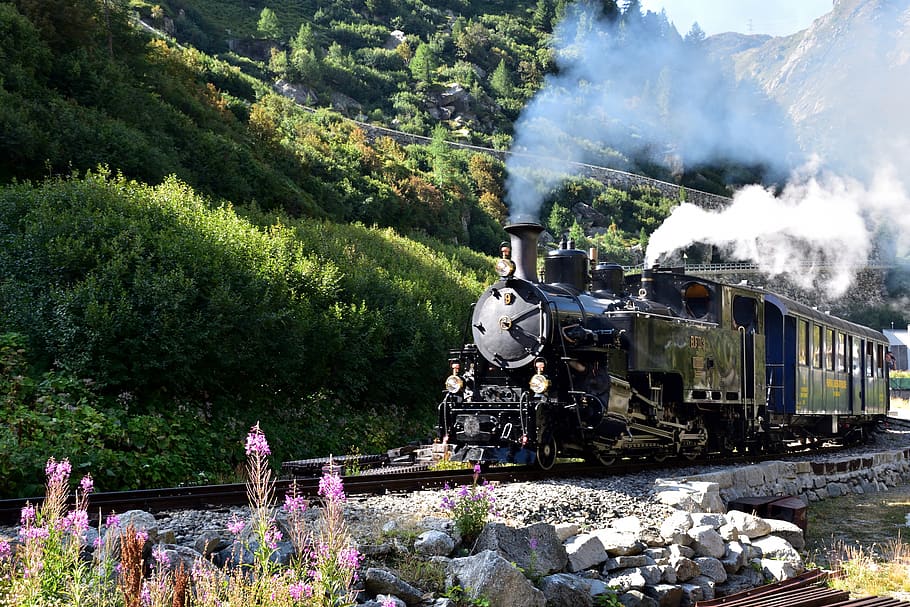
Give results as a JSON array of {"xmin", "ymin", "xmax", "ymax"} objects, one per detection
[
  {"xmin": 245, "ymin": 422, "xmax": 271, "ymax": 456},
  {"xmin": 338, "ymin": 546, "xmax": 362, "ymax": 572},
  {"xmin": 265, "ymin": 525, "xmax": 282, "ymax": 550},
  {"xmin": 289, "ymin": 581, "xmax": 312, "ymax": 601},
  {"xmin": 80, "ymin": 474, "xmax": 94, "ymax": 494},
  {"xmin": 20, "ymin": 504, "xmax": 35, "ymax": 526},
  {"xmin": 284, "ymin": 493, "xmax": 308, "ymax": 514},
  {"xmin": 0, "ymin": 540, "xmax": 11, "ymax": 561},
  {"xmin": 227, "ymin": 515, "xmax": 245, "ymax": 535},
  {"xmin": 64, "ymin": 509, "xmax": 90, "ymax": 534},
  {"xmin": 152, "ymin": 545, "xmax": 170, "ymax": 567},
  {"xmin": 45, "ymin": 457, "xmax": 71, "ymax": 485},
  {"xmin": 318, "ymin": 472, "xmax": 345, "ymax": 503}
]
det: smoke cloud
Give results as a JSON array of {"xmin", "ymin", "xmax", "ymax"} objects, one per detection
[
  {"xmin": 644, "ymin": 0, "xmax": 910, "ymax": 296},
  {"xmin": 645, "ymin": 161, "xmax": 910, "ymax": 297},
  {"xmin": 505, "ymin": 2, "xmax": 798, "ymax": 223},
  {"xmin": 506, "ymin": 0, "xmax": 910, "ymax": 299}
]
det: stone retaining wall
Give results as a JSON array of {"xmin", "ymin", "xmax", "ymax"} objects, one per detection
[{"xmin": 655, "ymin": 448, "xmax": 910, "ymax": 512}]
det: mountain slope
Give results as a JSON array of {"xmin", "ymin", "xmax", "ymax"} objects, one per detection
[{"xmin": 717, "ymin": 0, "xmax": 910, "ymax": 180}]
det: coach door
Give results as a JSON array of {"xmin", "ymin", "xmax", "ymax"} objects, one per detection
[{"xmin": 849, "ymin": 336, "xmax": 861, "ymax": 414}]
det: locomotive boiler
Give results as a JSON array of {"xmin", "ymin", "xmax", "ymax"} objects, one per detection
[{"xmin": 437, "ymin": 222, "xmax": 890, "ymax": 468}]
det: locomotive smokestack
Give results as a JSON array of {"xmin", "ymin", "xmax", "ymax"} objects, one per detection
[{"xmin": 505, "ymin": 222, "xmax": 544, "ymax": 282}]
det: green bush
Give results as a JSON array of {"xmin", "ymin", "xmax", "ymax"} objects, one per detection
[{"xmin": 0, "ymin": 172, "xmax": 493, "ymax": 494}]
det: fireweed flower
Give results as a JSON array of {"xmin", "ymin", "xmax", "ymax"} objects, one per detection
[
  {"xmin": 227, "ymin": 515, "xmax": 245, "ymax": 535},
  {"xmin": 80, "ymin": 474, "xmax": 94, "ymax": 494},
  {"xmin": 105, "ymin": 513, "xmax": 120, "ymax": 528},
  {"xmin": 152, "ymin": 545, "xmax": 170, "ymax": 568},
  {"xmin": 136, "ymin": 530, "xmax": 149, "ymax": 542},
  {"xmin": 45, "ymin": 457, "xmax": 72, "ymax": 485},
  {"xmin": 284, "ymin": 493, "xmax": 308, "ymax": 514},
  {"xmin": 0, "ymin": 539, "xmax": 11, "ymax": 561},
  {"xmin": 21, "ymin": 526, "xmax": 50, "ymax": 541},
  {"xmin": 289, "ymin": 581, "xmax": 312, "ymax": 601},
  {"xmin": 20, "ymin": 504, "xmax": 36, "ymax": 526},
  {"xmin": 265, "ymin": 525, "xmax": 282, "ymax": 550},
  {"xmin": 338, "ymin": 546, "xmax": 362, "ymax": 573},
  {"xmin": 245, "ymin": 423, "xmax": 271, "ymax": 456},
  {"xmin": 318, "ymin": 472, "xmax": 345, "ymax": 503},
  {"xmin": 64, "ymin": 509, "xmax": 90, "ymax": 534},
  {"xmin": 440, "ymin": 468, "xmax": 497, "ymax": 544}
]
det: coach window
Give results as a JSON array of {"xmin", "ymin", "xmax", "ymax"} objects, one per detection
[
  {"xmin": 798, "ymin": 319, "xmax": 808, "ymax": 365},
  {"xmin": 826, "ymin": 328, "xmax": 836, "ymax": 371},
  {"xmin": 813, "ymin": 324, "xmax": 823, "ymax": 368},
  {"xmin": 867, "ymin": 342, "xmax": 875, "ymax": 378},
  {"xmin": 877, "ymin": 344, "xmax": 885, "ymax": 378},
  {"xmin": 853, "ymin": 339, "xmax": 861, "ymax": 373},
  {"xmin": 839, "ymin": 332, "xmax": 847, "ymax": 372}
]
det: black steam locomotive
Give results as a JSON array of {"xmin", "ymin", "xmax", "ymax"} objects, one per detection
[{"xmin": 437, "ymin": 222, "xmax": 890, "ymax": 468}]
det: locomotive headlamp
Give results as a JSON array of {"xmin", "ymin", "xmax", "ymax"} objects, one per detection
[
  {"xmin": 529, "ymin": 359, "xmax": 550, "ymax": 394},
  {"xmin": 445, "ymin": 363, "xmax": 464, "ymax": 394},
  {"xmin": 529, "ymin": 373, "xmax": 550, "ymax": 394},
  {"xmin": 495, "ymin": 257, "xmax": 516, "ymax": 278},
  {"xmin": 495, "ymin": 242, "xmax": 516, "ymax": 278}
]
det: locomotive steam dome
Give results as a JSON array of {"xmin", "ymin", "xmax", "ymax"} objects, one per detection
[{"xmin": 471, "ymin": 222, "xmax": 548, "ymax": 369}]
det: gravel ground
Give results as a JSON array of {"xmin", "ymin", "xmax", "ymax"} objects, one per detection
[{"xmin": 4, "ymin": 418, "xmax": 909, "ymax": 549}]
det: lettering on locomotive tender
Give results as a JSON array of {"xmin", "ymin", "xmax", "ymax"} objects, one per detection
[{"xmin": 690, "ymin": 335, "xmax": 706, "ymax": 349}]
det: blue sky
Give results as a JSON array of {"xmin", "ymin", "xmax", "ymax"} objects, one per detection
[{"xmin": 639, "ymin": 0, "xmax": 834, "ymax": 37}]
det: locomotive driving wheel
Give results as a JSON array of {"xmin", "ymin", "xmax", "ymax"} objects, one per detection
[{"xmin": 536, "ymin": 436, "xmax": 558, "ymax": 470}]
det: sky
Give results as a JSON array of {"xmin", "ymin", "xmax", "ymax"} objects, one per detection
[{"xmin": 640, "ymin": 0, "xmax": 835, "ymax": 37}]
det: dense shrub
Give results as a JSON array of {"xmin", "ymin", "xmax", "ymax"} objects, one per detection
[{"xmin": 0, "ymin": 173, "xmax": 492, "ymax": 494}]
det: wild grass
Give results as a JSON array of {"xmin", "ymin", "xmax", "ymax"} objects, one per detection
[
  {"xmin": 0, "ymin": 424, "xmax": 377, "ymax": 607},
  {"xmin": 827, "ymin": 535, "xmax": 910, "ymax": 597}
]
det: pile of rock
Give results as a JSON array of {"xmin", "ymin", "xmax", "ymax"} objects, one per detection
[{"xmin": 361, "ymin": 507, "xmax": 805, "ymax": 607}]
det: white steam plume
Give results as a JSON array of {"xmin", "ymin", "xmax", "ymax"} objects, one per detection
[
  {"xmin": 645, "ymin": 162, "xmax": 910, "ymax": 298},
  {"xmin": 643, "ymin": 0, "xmax": 910, "ymax": 296},
  {"xmin": 505, "ymin": 2, "xmax": 798, "ymax": 223}
]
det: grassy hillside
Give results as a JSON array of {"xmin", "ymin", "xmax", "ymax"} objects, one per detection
[{"xmin": 0, "ymin": 0, "xmax": 768, "ymax": 495}]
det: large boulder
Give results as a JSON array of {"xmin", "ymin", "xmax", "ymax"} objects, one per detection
[
  {"xmin": 447, "ymin": 550, "xmax": 546, "ymax": 607},
  {"xmin": 724, "ymin": 510, "xmax": 772, "ymax": 538},
  {"xmin": 539, "ymin": 573, "xmax": 595, "ymax": 607},
  {"xmin": 764, "ymin": 519, "xmax": 805, "ymax": 550},
  {"xmin": 474, "ymin": 522, "xmax": 567, "ymax": 575},
  {"xmin": 415, "ymin": 531, "xmax": 455, "ymax": 557},
  {"xmin": 686, "ymin": 525, "xmax": 726, "ymax": 558},
  {"xmin": 750, "ymin": 535, "xmax": 803, "ymax": 566},
  {"xmin": 565, "ymin": 533, "xmax": 608, "ymax": 572},
  {"xmin": 364, "ymin": 568, "xmax": 426, "ymax": 605}
]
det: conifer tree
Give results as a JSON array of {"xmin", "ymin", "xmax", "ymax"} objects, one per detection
[
  {"xmin": 257, "ymin": 7, "xmax": 282, "ymax": 41},
  {"xmin": 490, "ymin": 58, "xmax": 513, "ymax": 98}
]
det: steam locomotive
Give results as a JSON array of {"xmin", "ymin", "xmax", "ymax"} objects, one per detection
[{"xmin": 437, "ymin": 222, "xmax": 890, "ymax": 468}]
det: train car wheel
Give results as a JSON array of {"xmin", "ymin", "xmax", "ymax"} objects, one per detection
[
  {"xmin": 537, "ymin": 437, "xmax": 558, "ymax": 470},
  {"xmin": 594, "ymin": 453, "xmax": 615, "ymax": 466}
]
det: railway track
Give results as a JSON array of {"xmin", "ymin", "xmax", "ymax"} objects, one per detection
[
  {"xmin": 696, "ymin": 568, "xmax": 909, "ymax": 606},
  {"xmin": 1, "ymin": 425, "xmax": 902, "ymax": 527}
]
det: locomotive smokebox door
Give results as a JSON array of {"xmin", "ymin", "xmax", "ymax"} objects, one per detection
[{"xmin": 472, "ymin": 281, "xmax": 549, "ymax": 368}]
